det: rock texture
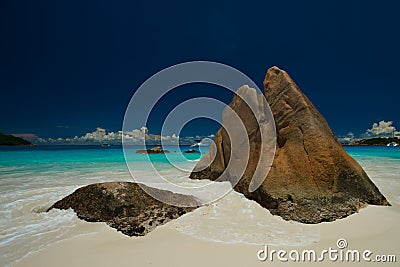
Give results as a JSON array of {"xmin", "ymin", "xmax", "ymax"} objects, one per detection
[
  {"xmin": 136, "ymin": 146, "xmax": 169, "ymax": 154},
  {"xmin": 48, "ymin": 182, "xmax": 198, "ymax": 236},
  {"xmin": 191, "ymin": 66, "xmax": 389, "ymax": 223}
]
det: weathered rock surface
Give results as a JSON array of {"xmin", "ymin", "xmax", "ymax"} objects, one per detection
[
  {"xmin": 191, "ymin": 66, "xmax": 389, "ymax": 223},
  {"xmin": 136, "ymin": 146, "xmax": 169, "ymax": 154},
  {"xmin": 48, "ymin": 182, "xmax": 198, "ymax": 236}
]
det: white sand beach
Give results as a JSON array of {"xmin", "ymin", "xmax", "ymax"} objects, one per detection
[
  {"xmin": 16, "ymin": 202, "xmax": 399, "ymax": 267},
  {"xmin": 2, "ymin": 146, "xmax": 399, "ymax": 267}
]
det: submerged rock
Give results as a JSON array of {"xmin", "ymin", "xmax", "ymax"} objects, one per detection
[
  {"xmin": 191, "ymin": 66, "xmax": 389, "ymax": 223},
  {"xmin": 184, "ymin": 149, "xmax": 200, "ymax": 154},
  {"xmin": 136, "ymin": 146, "xmax": 169, "ymax": 154},
  {"xmin": 48, "ymin": 182, "xmax": 198, "ymax": 236}
]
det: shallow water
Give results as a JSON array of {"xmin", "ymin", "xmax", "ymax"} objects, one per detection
[{"xmin": 0, "ymin": 145, "xmax": 399, "ymax": 266}]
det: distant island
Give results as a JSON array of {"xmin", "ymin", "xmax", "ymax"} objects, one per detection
[
  {"xmin": 343, "ymin": 137, "xmax": 399, "ymax": 146},
  {"xmin": 0, "ymin": 133, "xmax": 32, "ymax": 146}
]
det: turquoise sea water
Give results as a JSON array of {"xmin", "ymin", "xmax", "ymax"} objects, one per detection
[
  {"xmin": 0, "ymin": 145, "xmax": 203, "ymax": 174},
  {"xmin": 344, "ymin": 146, "xmax": 400, "ymax": 159},
  {"xmin": 0, "ymin": 145, "xmax": 399, "ymax": 266}
]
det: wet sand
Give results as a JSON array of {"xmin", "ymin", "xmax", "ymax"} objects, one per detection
[{"xmin": 16, "ymin": 203, "xmax": 399, "ymax": 267}]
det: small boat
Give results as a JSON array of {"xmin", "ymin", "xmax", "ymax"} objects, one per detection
[
  {"xmin": 190, "ymin": 139, "xmax": 203, "ymax": 147},
  {"xmin": 387, "ymin": 129, "xmax": 398, "ymax": 147},
  {"xmin": 101, "ymin": 130, "xmax": 111, "ymax": 147},
  {"xmin": 387, "ymin": 142, "xmax": 398, "ymax": 147},
  {"xmin": 101, "ymin": 141, "xmax": 111, "ymax": 147}
]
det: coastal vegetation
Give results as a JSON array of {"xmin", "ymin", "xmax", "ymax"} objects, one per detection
[
  {"xmin": 347, "ymin": 137, "xmax": 399, "ymax": 146},
  {"xmin": 0, "ymin": 133, "xmax": 32, "ymax": 146}
]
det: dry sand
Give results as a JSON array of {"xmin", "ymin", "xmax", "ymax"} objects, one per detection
[{"xmin": 16, "ymin": 203, "xmax": 399, "ymax": 267}]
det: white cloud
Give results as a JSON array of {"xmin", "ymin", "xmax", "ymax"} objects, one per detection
[
  {"xmin": 141, "ymin": 126, "xmax": 148, "ymax": 134},
  {"xmin": 338, "ymin": 120, "xmax": 399, "ymax": 144},
  {"xmin": 337, "ymin": 132, "xmax": 355, "ymax": 144},
  {"xmin": 366, "ymin": 120, "xmax": 398, "ymax": 137},
  {"xmin": 35, "ymin": 127, "xmax": 180, "ymax": 145}
]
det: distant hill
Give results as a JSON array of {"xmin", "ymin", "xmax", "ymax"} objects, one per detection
[
  {"xmin": 348, "ymin": 137, "xmax": 399, "ymax": 146},
  {"xmin": 0, "ymin": 133, "xmax": 32, "ymax": 146}
]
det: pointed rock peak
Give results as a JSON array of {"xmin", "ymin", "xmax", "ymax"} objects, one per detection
[
  {"xmin": 264, "ymin": 66, "xmax": 292, "ymax": 85},
  {"xmin": 191, "ymin": 66, "xmax": 389, "ymax": 224},
  {"xmin": 266, "ymin": 65, "xmax": 284, "ymax": 76}
]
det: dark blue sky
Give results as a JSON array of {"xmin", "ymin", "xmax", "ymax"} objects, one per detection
[{"xmin": 1, "ymin": 0, "xmax": 399, "ymax": 138}]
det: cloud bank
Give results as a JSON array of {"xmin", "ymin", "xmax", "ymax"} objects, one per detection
[
  {"xmin": 338, "ymin": 120, "xmax": 399, "ymax": 144},
  {"xmin": 366, "ymin": 121, "xmax": 397, "ymax": 136},
  {"xmin": 32, "ymin": 127, "xmax": 214, "ymax": 145},
  {"xmin": 14, "ymin": 120, "xmax": 399, "ymax": 146},
  {"xmin": 35, "ymin": 127, "xmax": 181, "ymax": 145}
]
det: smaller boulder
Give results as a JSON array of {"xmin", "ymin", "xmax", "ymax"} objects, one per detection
[
  {"xmin": 184, "ymin": 149, "xmax": 200, "ymax": 154},
  {"xmin": 136, "ymin": 146, "xmax": 169, "ymax": 154},
  {"xmin": 48, "ymin": 182, "xmax": 198, "ymax": 236}
]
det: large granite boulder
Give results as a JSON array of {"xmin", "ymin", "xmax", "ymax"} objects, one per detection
[
  {"xmin": 48, "ymin": 182, "xmax": 198, "ymax": 236},
  {"xmin": 191, "ymin": 66, "xmax": 389, "ymax": 223}
]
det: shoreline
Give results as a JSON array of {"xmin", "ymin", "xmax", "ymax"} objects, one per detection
[
  {"xmin": 2, "ymin": 146, "xmax": 398, "ymax": 267},
  {"xmin": 15, "ymin": 203, "xmax": 399, "ymax": 267}
]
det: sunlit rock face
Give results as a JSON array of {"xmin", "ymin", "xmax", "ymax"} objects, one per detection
[{"xmin": 191, "ymin": 66, "xmax": 389, "ymax": 223}]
